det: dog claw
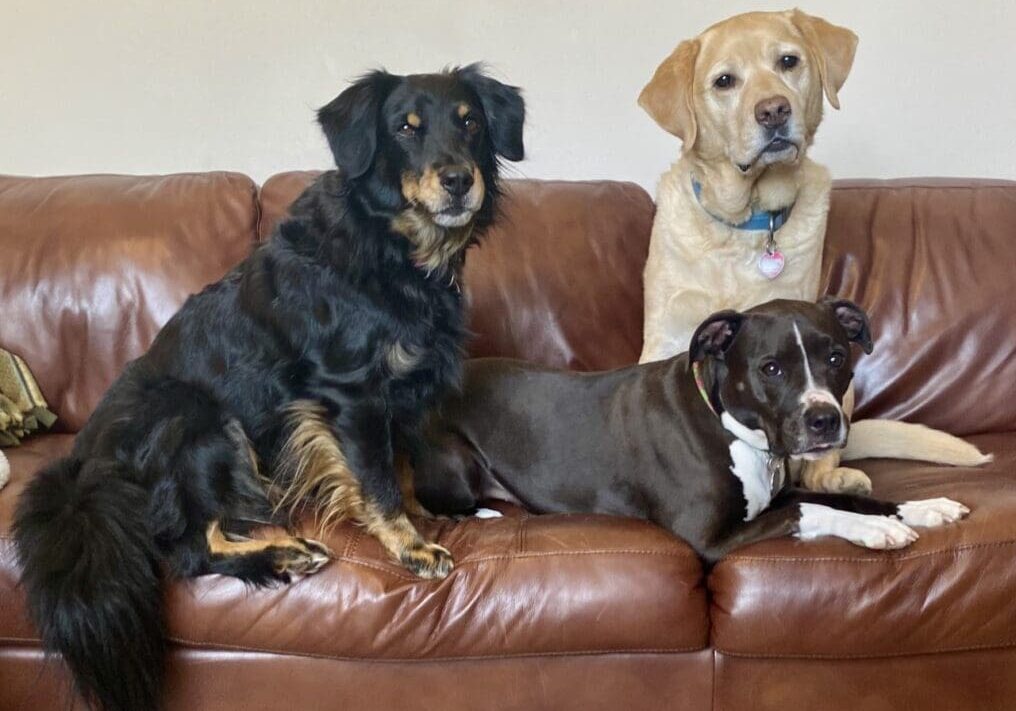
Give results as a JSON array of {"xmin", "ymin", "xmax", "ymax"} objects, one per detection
[{"xmin": 274, "ymin": 538, "xmax": 334, "ymax": 576}]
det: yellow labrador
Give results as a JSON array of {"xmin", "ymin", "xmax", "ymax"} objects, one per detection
[{"xmin": 638, "ymin": 9, "xmax": 988, "ymax": 492}]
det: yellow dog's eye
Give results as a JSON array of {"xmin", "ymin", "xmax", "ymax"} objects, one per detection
[
  {"xmin": 780, "ymin": 55, "xmax": 799, "ymax": 70},
  {"xmin": 714, "ymin": 74, "xmax": 736, "ymax": 89}
]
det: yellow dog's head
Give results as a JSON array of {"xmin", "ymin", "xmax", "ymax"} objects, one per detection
[{"xmin": 640, "ymin": 9, "xmax": 856, "ymax": 175}]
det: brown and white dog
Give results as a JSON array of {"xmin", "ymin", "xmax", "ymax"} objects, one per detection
[{"xmin": 637, "ymin": 9, "xmax": 989, "ymax": 492}]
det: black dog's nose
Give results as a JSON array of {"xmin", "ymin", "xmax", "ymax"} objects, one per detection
[
  {"xmin": 439, "ymin": 167, "xmax": 474, "ymax": 197},
  {"xmin": 754, "ymin": 95, "xmax": 791, "ymax": 128},
  {"xmin": 805, "ymin": 407, "xmax": 840, "ymax": 436}
]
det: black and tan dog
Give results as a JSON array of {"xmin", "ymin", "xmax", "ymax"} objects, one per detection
[
  {"xmin": 414, "ymin": 298, "xmax": 968, "ymax": 563},
  {"xmin": 13, "ymin": 65, "xmax": 524, "ymax": 711}
]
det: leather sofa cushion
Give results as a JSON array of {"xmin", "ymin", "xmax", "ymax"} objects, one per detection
[
  {"xmin": 709, "ymin": 432, "xmax": 1016, "ymax": 658},
  {"xmin": 0, "ymin": 436, "xmax": 708, "ymax": 660},
  {"xmin": 0, "ymin": 173, "xmax": 259, "ymax": 432}
]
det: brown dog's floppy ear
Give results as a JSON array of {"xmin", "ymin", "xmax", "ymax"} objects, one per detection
[
  {"xmin": 791, "ymin": 10, "xmax": 858, "ymax": 110},
  {"xmin": 317, "ymin": 71, "xmax": 397, "ymax": 179},
  {"xmin": 821, "ymin": 297, "xmax": 873, "ymax": 354},
  {"xmin": 689, "ymin": 309, "xmax": 745, "ymax": 364},
  {"xmin": 639, "ymin": 39, "xmax": 700, "ymax": 148}
]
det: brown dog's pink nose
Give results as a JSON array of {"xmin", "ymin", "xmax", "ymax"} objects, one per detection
[{"xmin": 754, "ymin": 96, "xmax": 791, "ymax": 128}]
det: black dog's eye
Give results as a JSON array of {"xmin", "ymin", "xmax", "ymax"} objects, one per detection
[
  {"xmin": 714, "ymin": 74, "xmax": 736, "ymax": 90},
  {"xmin": 760, "ymin": 360, "xmax": 783, "ymax": 378},
  {"xmin": 463, "ymin": 116, "xmax": 480, "ymax": 134},
  {"xmin": 828, "ymin": 352, "xmax": 846, "ymax": 368},
  {"xmin": 397, "ymin": 123, "xmax": 418, "ymax": 138},
  {"xmin": 780, "ymin": 55, "xmax": 799, "ymax": 71}
]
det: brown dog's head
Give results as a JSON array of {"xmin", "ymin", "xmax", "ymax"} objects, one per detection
[
  {"xmin": 689, "ymin": 297, "xmax": 873, "ymax": 459},
  {"xmin": 639, "ymin": 10, "xmax": 856, "ymax": 175}
]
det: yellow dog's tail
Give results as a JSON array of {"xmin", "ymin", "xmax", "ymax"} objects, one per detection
[{"xmin": 841, "ymin": 419, "xmax": 992, "ymax": 466}]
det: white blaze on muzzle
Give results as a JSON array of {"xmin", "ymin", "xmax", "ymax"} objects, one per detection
[{"xmin": 792, "ymin": 322, "xmax": 845, "ymax": 437}]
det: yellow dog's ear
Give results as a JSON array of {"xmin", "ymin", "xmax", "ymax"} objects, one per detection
[
  {"xmin": 638, "ymin": 39, "xmax": 700, "ymax": 148},
  {"xmin": 791, "ymin": 10, "xmax": 858, "ymax": 110}
]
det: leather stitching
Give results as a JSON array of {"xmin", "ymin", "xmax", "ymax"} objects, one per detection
[
  {"xmin": 715, "ymin": 639, "xmax": 1016, "ymax": 660},
  {"xmin": 163, "ymin": 638, "xmax": 709, "ymax": 663},
  {"xmin": 720, "ymin": 537, "xmax": 1016, "ymax": 564}
]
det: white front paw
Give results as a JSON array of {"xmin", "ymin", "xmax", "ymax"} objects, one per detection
[
  {"xmin": 897, "ymin": 498, "xmax": 970, "ymax": 528},
  {"xmin": 853, "ymin": 515, "xmax": 920, "ymax": 549},
  {"xmin": 798, "ymin": 504, "xmax": 919, "ymax": 550}
]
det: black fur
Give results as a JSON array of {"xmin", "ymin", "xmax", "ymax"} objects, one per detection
[{"xmin": 13, "ymin": 64, "xmax": 524, "ymax": 711}]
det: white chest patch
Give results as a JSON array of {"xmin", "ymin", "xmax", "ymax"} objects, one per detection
[
  {"xmin": 720, "ymin": 412, "xmax": 769, "ymax": 450},
  {"xmin": 727, "ymin": 440, "xmax": 775, "ymax": 521},
  {"xmin": 721, "ymin": 412, "xmax": 777, "ymax": 521}
]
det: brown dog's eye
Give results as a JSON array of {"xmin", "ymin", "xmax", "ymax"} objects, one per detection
[
  {"xmin": 828, "ymin": 352, "xmax": 845, "ymax": 368},
  {"xmin": 463, "ymin": 116, "xmax": 480, "ymax": 134},
  {"xmin": 714, "ymin": 74, "xmax": 736, "ymax": 89},
  {"xmin": 760, "ymin": 361, "xmax": 783, "ymax": 378},
  {"xmin": 780, "ymin": 55, "xmax": 799, "ymax": 70}
]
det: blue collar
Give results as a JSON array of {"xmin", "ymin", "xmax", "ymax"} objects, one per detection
[{"xmin": 691, "ymin": 178, "xmax": 792, "ymax": 232}]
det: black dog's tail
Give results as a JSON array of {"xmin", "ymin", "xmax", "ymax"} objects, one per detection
[{"xmin": 13, "ymin": 456, "xmax": 164, "ymax": 711}]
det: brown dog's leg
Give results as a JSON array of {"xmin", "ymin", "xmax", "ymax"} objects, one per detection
[
  {"xmin": 799, "ymin": 382, "xmax": 873, "ymax": 494},
  {"xmin": 702, "ymin": 489, "xmax": 929, "ymax": 564}
]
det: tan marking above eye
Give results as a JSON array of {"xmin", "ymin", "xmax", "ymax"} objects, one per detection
[
  {"xmin": 406, "ymin": 112, "xmax": 421, "ymax": 128},
  {"xmin": 457, "ymin": 103, "xmax": 471, "ymax": 118}
]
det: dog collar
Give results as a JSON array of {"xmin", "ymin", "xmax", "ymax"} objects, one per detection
[
  {"xmin": 692, "ymin": 361, "xmax": 719, "ymax": 418},
  {"xmin": 690, "ymin": 178, "xmax": 792, "ymax": 232},
  {"xmin": 691, "ymin": 178, "xmax": 792, "ymax": 280}
]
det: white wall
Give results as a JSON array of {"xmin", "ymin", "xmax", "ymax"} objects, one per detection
[{"xmin": 2, "ymin": 1, "xmax": 1014, "ymax": 192}]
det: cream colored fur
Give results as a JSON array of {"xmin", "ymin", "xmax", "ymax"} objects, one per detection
[
  {"xmin": 640, "ymin": 157, "xmax": 830, "ymax": 362},
  {"xmin": 842, "ymin": 420, "xmax": 992, "ymax": 466},
  {"xmin": 639, "ymin": 10, "xmax": 989, "ymax": 491}
]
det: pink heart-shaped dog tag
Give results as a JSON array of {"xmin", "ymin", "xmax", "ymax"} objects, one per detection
[{"xmin": 758, "ymin": 249, "xmax": 785, "ymax": 280}]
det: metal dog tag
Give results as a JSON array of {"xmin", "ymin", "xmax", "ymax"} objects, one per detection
[{"xmin": 757, "ymin": 213, "xmax": 785, "ymax": 280}]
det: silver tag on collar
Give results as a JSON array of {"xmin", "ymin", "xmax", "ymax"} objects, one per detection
[{"xmin": 757, "ymin": 212, "xmax": 786, "ymax": 280}]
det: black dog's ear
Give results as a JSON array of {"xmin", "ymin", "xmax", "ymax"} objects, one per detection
[
  {"xmin": 821, "ymin": 297, "xmax": 873, "ymax": 354},
  {"xmin": 689, "ymin": 310, "xmax": 745, "ymax": 364},
  {"xmin": 317, "ymin": 71, "xmax": 396, "ymax": 179},
  {"xmin": 456, "ymin": 64, "xmax": 525, "ymax": 161}
]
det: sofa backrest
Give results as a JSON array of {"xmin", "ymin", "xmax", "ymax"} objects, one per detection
[
  {"xmin": 2, "ymin": 172, "xmax": 1014, "ymax": 436},
  {"xmin": 823, "ymin": 179, "xmax": 1016, "ymax": 436},
  {"xmin": 262, "ymin": 174, "xmax": 1016, "ymax": 437},
  {"xmin": 0, "ymin": 173, "xmax": 258, "ymax": 431}
]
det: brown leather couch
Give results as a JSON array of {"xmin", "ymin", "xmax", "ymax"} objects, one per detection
[{"xmin": 1, "ymin": 172, "xmax": 1014, "ymax": 710}]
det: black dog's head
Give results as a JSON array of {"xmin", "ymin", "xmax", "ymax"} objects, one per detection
[
  {"xmin": 317, "ymin": 64, "xmax": 525, "ymax": 272},
  {"xmin": 689, "ymin": 297, "xmax": 873, "ymax": 458}
]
